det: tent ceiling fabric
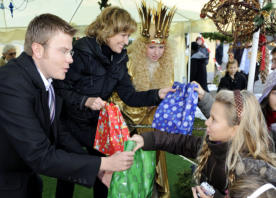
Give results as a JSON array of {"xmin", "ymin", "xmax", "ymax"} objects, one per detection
[
  {"xmin": 0, "ymin": 0, "xmax": 211, "ymax": 29},
  {"xmin": 0, "ymin": 0, "xmax": 275, "ymax": 30}
]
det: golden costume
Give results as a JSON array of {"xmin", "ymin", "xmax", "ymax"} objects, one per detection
[{"xmin": 110, "ymin": 1, "xmax": 176, "ymax": 197}]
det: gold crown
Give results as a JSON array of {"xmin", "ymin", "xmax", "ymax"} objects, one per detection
[{"xmin": 138, "ymin": 0, "xmax": 176, "ymax": 43}]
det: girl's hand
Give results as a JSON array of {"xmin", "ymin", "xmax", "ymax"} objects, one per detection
[
  {"xmin": 192, "ymin": 81, "xmax": 205, "ymax": 100},
  {"xmin": 128, "ymin": 134, "xmax": 144, "ymax": 152},
  {"xmin": 192, "ymin": 186, "xmax": 214, "ymax": 198}
]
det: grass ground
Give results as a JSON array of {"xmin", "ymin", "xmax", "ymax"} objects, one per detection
[
  {"xmin": 42, "ymin": 176, "xmax": 93, "ymax": 198},
  {"xmin": 42, "ymin": 118, "xmax": 206, "ymax": 198}
]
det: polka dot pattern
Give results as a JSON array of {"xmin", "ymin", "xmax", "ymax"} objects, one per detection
[{"xmin": 152, "ymin": 82, "xmax": 198, "ymax": 135}]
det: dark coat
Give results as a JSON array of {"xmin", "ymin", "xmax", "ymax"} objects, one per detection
[
  {"xmin": 0, "ymin": 53, "xmax": 101, "ymax": 198},
  {"xmin": 199, "ymin": 46, "xmax": 210, "ymax": 66},
  {"xmin": 142, "ymin": 131, "xmax": 228, "ymax": 198},
  {"xmin": 142, "ymin": 130, "xmax": 276, "ymax": 198},
  {"xmin": 215, "ymin": 44, "xmax": 223, "ymax": 65},
  {"xmin": 217, "ymin": 72, "xmax": 247, "ymax": 92},
  {"xmin": 190, "ymin": 50, "xmax": 209, "ymax": 92},
  {"xmin": 54, "ymin": 37, "xmax": 161, "ymax": 147}
]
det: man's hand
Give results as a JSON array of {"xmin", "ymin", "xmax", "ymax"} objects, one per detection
[
  {"xmin": 85, "ymin": 97, "xmax": 106, "ymax": 110},
  {"xmin": 192, "ymin": 81, "xmax": 205, "ymax": 100},
  {"xmin": 100, "ymin": 151, "xmax": 134, "ymax": 172},
  {"xmin": 158, "ymin": 87, "xmax": 176, "ymax": 99},
  {"xmin": 128, "ymin": 134, "xmax": 144, "ymax": 152}
]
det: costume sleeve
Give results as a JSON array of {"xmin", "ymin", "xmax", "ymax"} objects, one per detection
[
  {"xmin": 116, "ymin": 66, "xmax": 161, "ymax": 107},
  {"xmin": 0, "ymin": 71, "xmax": 100, "ymax": 187},
  {"xmin": 141, "ymin": 131, "xmax": 203, "ymax": 159}
]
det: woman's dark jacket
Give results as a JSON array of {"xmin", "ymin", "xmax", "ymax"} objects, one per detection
[
  {"xmin": 54, "ymin": 37, "xmax": 161, "ymax": 147},
  {"xmin": 142, "ymin": 131, "xmax": 228, "ymax": 198},
  {"xmin": 217, "ymin": 72, "xmax": 247, "ymax": 92}
]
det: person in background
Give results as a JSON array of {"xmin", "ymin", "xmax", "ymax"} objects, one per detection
[
  {"xmin": 230, "ymin": 175, "xmax": 276, "ymax": 198},
  {"xmin": 215, "ymin": 40, "xmax": 223, "ymax": 67},
  {"xmin": 0, "ymin": 44, "xmax": 17, "ymax": 66},
  {"xmin": 190, "ymin": 41, "xmax": 209, "ymax": 92},
  {"xmin": 196, "ymin": 36, "xmax": 210, "ymax": 66},
  {"xmin": 270, "ymin": 47, "xmax": 276, "ymax": 71},
  {"xmin": 54, "ymin": 6, "xmax": 174, "ymax": 198},
  {"xmin": 197, "ymin": 36, "xmax": 210, "ymax": 92},
  {"xmin": 259, "ymin": 71, "xmax": 276, "ymax": 144},
  {"xmin": 110, "ymin": 1, "xmax": 175, "ymax": 197},
  {"xmin": 217, "ymin": 59, "xmax": 247, "ymax": 92},
  {"xmin": 0, "ymin": 13, "xmax": 134, "ymax": 198},
  {"xmin": 130, "ymin": 86, "xmax": 276, "ymax": 198},
  {"xmin": 214, "ymin": 40, "xmax": 223, "ymax": 77},
  {"xmin": 238, "ymin": 42, "xmax": 260, "ymax": 82}
]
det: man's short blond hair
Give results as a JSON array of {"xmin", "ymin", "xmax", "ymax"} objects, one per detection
[{"xmin": 24, "ymin": 13, "xmax": 77, "ymax": 56}]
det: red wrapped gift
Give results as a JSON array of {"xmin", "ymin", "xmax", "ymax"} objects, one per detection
[{"xmin": 94, "ymin": 102, "xmax": 130, "ymax": 156}]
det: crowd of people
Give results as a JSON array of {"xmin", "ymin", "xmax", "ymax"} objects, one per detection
[{"xmin": 0, "ymin": 1, "xmax": 276, "ymax": 198}]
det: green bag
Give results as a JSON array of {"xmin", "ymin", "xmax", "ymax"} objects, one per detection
[{"xmin": 108, "ymin": 140, "xmax": 156, "ymax": 198}]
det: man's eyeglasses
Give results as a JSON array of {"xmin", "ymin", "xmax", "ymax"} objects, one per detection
[
  {"xmin": 7, "ymin": 52, "xmax": 16, "ymax": 56},
  {"xmin": 63, "ymin": 49, "xmax": 74, "ymax": 57},
  {"xmin": 41, "ymin": 43, "xmax": 74, "ymax": 57},
  {"xmin": 58, "ymin": 48, "xmax": 74, "ymax": 57}
]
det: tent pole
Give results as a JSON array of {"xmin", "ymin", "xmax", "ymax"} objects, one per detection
[
  {"xmin": 247, "ymin": 0, "xmax": 263, "ymax": 92},
  {"xmin": 69, "ymin": 0, "xmax": 84, "ymax": 23},
  {"xmin": 187, "ymin": 21, "xmax": 192, "ymax": 83}
]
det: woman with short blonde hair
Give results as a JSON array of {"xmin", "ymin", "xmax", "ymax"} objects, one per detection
[{"xmin": 86, "ymin": 6, "xmax": 137, "ymax": 44}]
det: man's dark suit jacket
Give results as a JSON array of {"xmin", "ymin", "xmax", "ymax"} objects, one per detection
[{"xmin": 0, "ymin": 52, "xmax": 101, "ymax": 198}]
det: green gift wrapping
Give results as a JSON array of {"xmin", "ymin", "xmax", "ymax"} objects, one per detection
[{"xmin": 108, "ymin": 140, "xmax": 156, "ymax": 198}]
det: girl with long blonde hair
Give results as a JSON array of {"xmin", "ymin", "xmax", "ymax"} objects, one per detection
[{"xmin": 130, "ymin": 88, "xmax": 276, "ymax": 198}]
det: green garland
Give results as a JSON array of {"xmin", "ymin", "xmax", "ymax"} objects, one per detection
[
  {"xmin": 201, "ymin": 32, "xmax": 233, "ymax": 43},
  {"xmin": 98, "ymin": 0, "xmax": 111, "ymax": 11},
  {"xmin": 254, "ymin": 3, "xmax": 273, "ymax": 28}
]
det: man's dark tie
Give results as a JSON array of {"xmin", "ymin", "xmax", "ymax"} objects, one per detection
[{"xmin": 48, "ymin": 84, "xmax": 55, "ymax": 123}]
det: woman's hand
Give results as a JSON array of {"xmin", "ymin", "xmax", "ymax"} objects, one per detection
[
  {"xmin": 85, "ymin": 97, "xmax": 106, "ymax": 110},
  {"xmin": 192, "ymin": 81, "xmax": 205, "ymax": 100},
  {"xmin": 97, "ymin": 170, "xmax": 113, "ymax": 188},
  {"xmin": 128, "ymin": 134, "xmax": 144, "ymax": 152},
  {"xmin": 192, "ymin": 186, "xmax": 214, "ymax": 198},
  {"xmin": 158, "ymin": 87, "xmax": 176, "ymax": 99}
]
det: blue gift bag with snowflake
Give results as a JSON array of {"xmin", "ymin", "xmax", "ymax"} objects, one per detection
[{"xmin": 152, "ymin": 82, "xmax": 198, "ymax": 135}]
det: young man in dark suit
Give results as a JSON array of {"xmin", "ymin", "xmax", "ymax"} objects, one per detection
[{"xmin": 0, "ymin": 14, "xmax": 134, "ymax": 198}]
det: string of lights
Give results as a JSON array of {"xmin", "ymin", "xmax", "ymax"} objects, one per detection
[{"xmin": 0, "ymin": 0, "xmax": 36, "ymax": 17}]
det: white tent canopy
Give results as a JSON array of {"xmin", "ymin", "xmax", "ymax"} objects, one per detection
[
  {"xmin": 0, "ymin": 0, "xmax": 219, "ymax": 82},
  {"xmin": 0, "ymin": 0, "xmax": 274, "ymax": 85},
  {"xmin": 0, "ymin": 0, "xmax": 212, "ymax": 29}
]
